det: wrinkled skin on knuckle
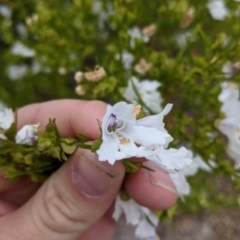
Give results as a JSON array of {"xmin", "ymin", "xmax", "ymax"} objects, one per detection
[{"xmin": 40, "ymin": 180, "xmax": 89, "ymax": 234}]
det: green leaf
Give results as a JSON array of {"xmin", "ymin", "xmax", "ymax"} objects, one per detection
[
  {"xmin": 4, "ymin": 122, "xmax": 17, "ymax": 141},
  {"xmin": 123, "ymin": 159, "xmax": 141, "ymax": 173},
  {"xmin": 91, "ymin": 139, "xmax": 102, "ymax": 152},
  {"xmin": 60, "ymin": 138, "xmax": 77, "ymax": 154},
  {"xmin": 77, "ymin": 142, "xmax": 92, "ymax": 150}
]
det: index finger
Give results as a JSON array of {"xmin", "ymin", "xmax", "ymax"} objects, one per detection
[{"xmin": 17, "ymin": 99, "xmax": 107, "ymax": 139}]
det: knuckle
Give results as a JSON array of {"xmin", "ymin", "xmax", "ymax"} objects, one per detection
[{"xmin": 40, "ymin": 179, "xmax": 87, "ymax": 234}]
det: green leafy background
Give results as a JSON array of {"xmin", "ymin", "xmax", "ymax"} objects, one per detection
[{"xmin": 1, "ymin": 0, "xmax": 240, "ymax": 217}]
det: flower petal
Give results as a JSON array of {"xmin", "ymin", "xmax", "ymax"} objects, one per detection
[
  {"xmin": 169, "ymin": 172, "xmax": 190, "ymax": 196},
  {"xmin": 136, "ymin": 104, "xmax": 173, "ymax": 130},
  {"xmin": 133, "ymin": 125, "xmax": 171, "ymax": 146},
  {"xmin": 146, "ymin": 147, "xmax": 192, "ymax": 173},
  {"xmin": 97, "ymin": 134, "xmax": 119, "ymax": 164}
]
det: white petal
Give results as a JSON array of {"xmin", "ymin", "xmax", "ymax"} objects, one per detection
[
  {"xmin": 206, "ymin": 0, "xmax": 228, "ymax": 21},
  {"xmin": 0, "ymin": 107, "xmax": 14, "ymax": 130},
  {"xmin": 0, "ymin": 5, "xmax": 11, "ymax": 18},
  {"xmin": 112, "ymin": 196, "xmax": 124, "ymax": 221},
  {"xmin": 169, "ymin": 172, "xmax": 190, "ymax": 196},
  {"xmin": 146, "ymin": 147, "xmax": 192, "ymax": 173},
  {"xmin": 136, "ymin": 104, "xmax": 173, "ymax": 130},
  {"xmin": 120, "ymin": 199, "xmax": 142, "ymax": 225},
  {"xmin": 16, "ymin": 124, "xmax": 39, "ymax": 145},
  {"xmin": 97, "ymin": 134, "xmax": 119, "ymax": 164},
  {"xmin": 11, "ymin": 41, "xmax": 35, "ymax": 57},
  {"xmin": 183, "ymin": 153, "xmax": 211, "ymax": 176},
  {"xmin": 7, "ymin": 64, "xmax": 28, "ymax": 80},
  {"xmin": 133, "ymin": 125, "xmax": 171, "ymax": 146},
  {"xmin": 135, "ymin": 218, "xmax": 158, "ymax": 239}
]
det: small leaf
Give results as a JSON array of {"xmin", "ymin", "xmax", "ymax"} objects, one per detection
[
  {"xmin": 120, "ymin": 188, "xmax": 131, "ymax": 201},
  {"xmin": 77, "ymin": 142, "xmax": 92, "ymax": 149},
  {"xmin": 91, "ymin": 139, "xmax": 102, "ymax": 152},
  {"xmin": 60, "ymin": 138, "xmax": 77, "ymax": 154},
  {"xmin": 123, "ymin": 159, "xmax": 141, "ymax": 173},
  {"xmin": 4, "ymin": 122, "xmax": 17, "ymax": 141}
]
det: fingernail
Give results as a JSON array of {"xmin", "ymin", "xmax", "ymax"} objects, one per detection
[
  {"xmin": 147, "ymin": 171, "xmax": 178, "ymax": 194},
  {"xmin": 73, "ymin": 152, "xmax": 115, "ymax": 196}
]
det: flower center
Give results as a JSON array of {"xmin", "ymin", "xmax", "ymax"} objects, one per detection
[{"xmin": 107, "ymin": 114, "xmax": 125, "ymax": 133}]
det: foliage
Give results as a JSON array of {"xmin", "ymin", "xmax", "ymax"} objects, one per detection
[{"xmin": 1, "ymin": 0, "xmax": 240, "ymax": 216}]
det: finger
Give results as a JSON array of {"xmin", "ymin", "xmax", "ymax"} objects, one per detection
[
  {"xmin": 18, "ymin": 99, "xmax": 107, "ymax": 138},
  {"xmin": 0, "ymin": 176, "xmax": 40, "ymax": 205},
  {"xmin": 124, "ymin": 161, "xmax": 178, "ymax": 210},
  {"xmin": 0, "ymin": 200, "xmax": 17, "ymax": 216},
  {"xmin": 79, "ymin": 207, "xmax": 116, "ymax": 240},
  {"xmin": 0, "ymin": 149, "xmax": 125, "ymax": 240}
]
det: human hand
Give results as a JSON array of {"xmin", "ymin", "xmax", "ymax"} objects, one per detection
[{"xmin": 0, "ymin": 100, "xmax": 178, "ymax": 240}]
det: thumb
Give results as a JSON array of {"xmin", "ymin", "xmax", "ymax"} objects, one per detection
[{"xmin": 0, "ymin": 149, "xmax": 125, "ymax": 240}]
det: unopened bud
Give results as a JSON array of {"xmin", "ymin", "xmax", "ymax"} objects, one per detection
[{"xmin": 74, "ymin": 71, "xmax": 83, "ymax": 83}]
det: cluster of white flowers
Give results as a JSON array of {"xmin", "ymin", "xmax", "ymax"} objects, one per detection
[
  {"xmin": 218, "ymin": 82, "xmax": 240, "ymax": 168},
  {"xmin": 0, "ymin": 107, "xmax": 39, "ymax": 145}
]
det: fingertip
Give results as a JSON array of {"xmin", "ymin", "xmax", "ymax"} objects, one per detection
[{"xmin": 124, "ymin": 162, "xmax": 178, "ymax": 210}]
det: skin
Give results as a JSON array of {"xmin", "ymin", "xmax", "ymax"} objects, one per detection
[{"xmin": 0, "ymin": 100, "xmax": 178, "ymax": 240}]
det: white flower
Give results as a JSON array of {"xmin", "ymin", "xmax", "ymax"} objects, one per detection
[
  {"xmin": 218, "ymin": 82, "xmax": 240, "ymax": 168},
  {"xmin": 0, "ymin": 4, "xmax": 12, "ymax": 18},
  {"xmin": 31, "ymin": 61, "xmax": 41, "ymax": 74},
  {"xmin": 206, "ymin": 0, "xmax": 228, "ymax": 21},
  {"xmin": 7, "ymin": 64, "xmax": 28, "ymax": 80},
  {"xmin": 97, "ymin": 102, "xmax": 172, "ymax": 165},
  {"xmin": 113, "ymin": 196, "xmax": 159, "ymax": 239},
  {"xmin": 74, "ymin": 71, "xmax": 84, "ymax": 83},
  {"xmin": 222, "ymin": 62, "xmax": 240, "ymax": 78},
  {"xmin": 218, "ymin": 122, "xmax": 240, "ymax": 168},
  {"xmin": 16, "ymin": 23, "xmax": 28, "ymax": 38},
  {"xmin": 176, "ymin": 31, "xmax": 193, "ymax": 47},
  {"xmin": 15, "ymin": 124, "xmax": 39, "ymax": 145},
  {"xmin": 92, "ymin": 1, "xmax": 114, "ymax": 31},
  {"xmin": 115, "ymin": 51, "xmax": 134, "ymax": 70},
  {"xmin": 221, "ymin": 124, "xmax": 240, "ymax": 169},
  {"xmin": 11, "ymin": 41, "xmax": 35, "ymax": 57},
  {"xmin": 58, "ymin": 67, "xmax": 67, "ymax": 75},
  {"xmin": 0, "ymin": 107, "xmax": 14, "ymax": 139},
  {"xmin": 128, "ymin": 27, "xmax": 150, "ymax": 48},
  {"xmin": 218, "ymin": 82, "xmax": 240, "ymax": 127},
  {"xmin": 97, "ymin": 102, "xmax": 192, "ymax": 173},
  {"xmin": 123, "ymin": 77, "xmax": 163, "ymax": 113}
]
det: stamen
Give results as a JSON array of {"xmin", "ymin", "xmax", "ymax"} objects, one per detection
[
  {"xmin": 133, "ymin": 105, "xmax": 141, "ymax": 118},
  {"xmin": 120, "ymin": 138, "xmax": 130, "ymax": 145},
  {"xmin": 107, "ymin": 114, "xmax": 125, "ymax": 133}
]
